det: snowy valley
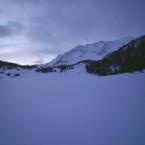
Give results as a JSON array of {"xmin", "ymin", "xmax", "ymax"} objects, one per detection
[
  {"xmin": 0, "ymin": 35, "xmax": 145, "ymax": 145},
  {"xmin": 0, "ymin": 36, "xmax": 136, "ymax": 78}
]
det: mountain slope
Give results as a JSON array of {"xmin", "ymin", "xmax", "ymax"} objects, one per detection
[
  {"xmin": 1, "ymin": 36, "xmax": 144, "ymax": 77},
  {"xmin": 47, "ymin": 36, "xmax": 134, "ymax": 66},
  {"xmin": 86, "ymin": 35, "xmax": 145, "ymax": 75}
]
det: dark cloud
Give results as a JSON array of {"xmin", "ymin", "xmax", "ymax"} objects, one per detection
[
  {"xmin": 0, "ymin": 24, "xmax": 13, "ymax": 38},
  {"xmin": 21, "ymin": 0, "xmax": 145, "ymax": 40},
  {"xmin": 0, "ymin": 0, "xmax": 145, "ymax": 64},
  {"xmin": 0, "ymin": 22, "xmax": 24, "ymax": 38}
]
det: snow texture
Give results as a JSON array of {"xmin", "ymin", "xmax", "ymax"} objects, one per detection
[
  {"xmin": 0, "ymin": 72, "xmax": 145, "ymax": 145},
  {"xmin": 47, "ymin": 36, "xmax": 135, "ymax": 66}
]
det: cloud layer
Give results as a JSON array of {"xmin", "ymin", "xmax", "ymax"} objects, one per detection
[{"xmin": 0, "ymin": 0, "xmax": 145, "ymax": 64}]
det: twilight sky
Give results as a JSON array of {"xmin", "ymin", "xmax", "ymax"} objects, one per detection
[{"xmin": 0, "ymin": 0, "xmax": 145, "ymax": 64}]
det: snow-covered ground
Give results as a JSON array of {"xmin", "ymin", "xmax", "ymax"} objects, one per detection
[
  {"xmin": 0, "ymin": 68, "xmax": 36, "ymax": 79},
  {"xmin": 0, "ymin": 72, "xmax": 145, "ymax": 145}
]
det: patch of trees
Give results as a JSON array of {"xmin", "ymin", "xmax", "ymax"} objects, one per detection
[
  {"xmin": 36, "ymin": 67, "xmax": 53, "ymax": 73},
  {"xmin": 35, "ymin": 60, "xmax": 96, "ymax": 73},
  {"xmin": 57, "ymin": 65, "xmax": 74, "ymax": 72},
  {"xmin": 0, "ymin": 60, "xmax": 20, "ymax": 69},
  {"xmin": 0, "ymin": 60, "xmax": 37, "ymax": 70},
  {"xmin": 86, "ymin": 35, "xmax": 145, "ymax": 76}
]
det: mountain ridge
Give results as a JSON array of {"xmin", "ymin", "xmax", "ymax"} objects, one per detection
[
  {"xmin": 45, "ymin": 36, "xmax": 135, "ymax": 67},
  {"xmin": 1, "ymin": 35, "xmax": 145, "ymax": 78},
  {"xmin": 86, "ymin": 35, "xmax": 145, "ymax": 75}
]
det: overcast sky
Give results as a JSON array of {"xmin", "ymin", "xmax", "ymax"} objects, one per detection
[{"xmin": 0, "ymin": 0, "xmax": 145, "ymax": 64}]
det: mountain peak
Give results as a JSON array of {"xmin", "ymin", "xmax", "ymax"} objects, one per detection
[{"xmin": 46, "ymin": 36, "xmax": 135, "ymax": 66}]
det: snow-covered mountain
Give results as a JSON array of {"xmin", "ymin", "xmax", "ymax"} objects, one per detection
[
  {"xmin": 86, "ymin": 35, "xmax": 145, "ymax": 76},
  {"xmin": 47, "ymin": 36, "xmax": 134, "ymax": 66},
  {"xmin": 1, "ymin": 35, "xmax": 144, "ymax": 78},
  {"xmin": 1, "ymin": 36, "xmax": 145, "ymax": 145}
]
